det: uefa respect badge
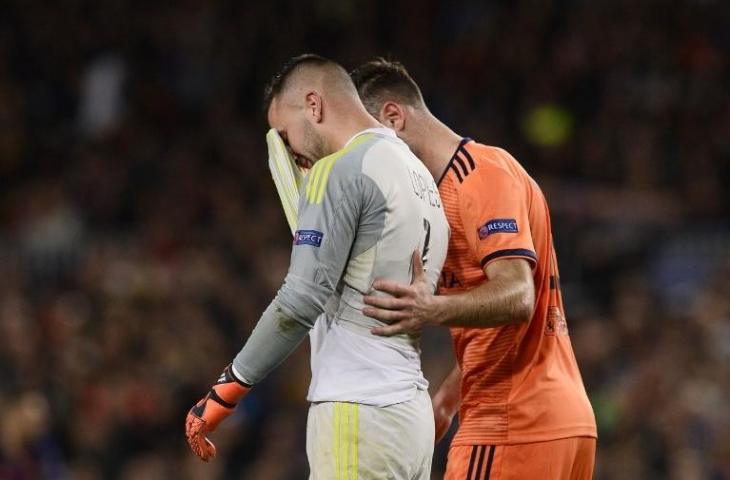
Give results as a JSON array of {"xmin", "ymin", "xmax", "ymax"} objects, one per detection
[
  {"xmin": 293, "ymin": 229, "xmax": 324, "ymax": 247},
  {"xmin": 478, "ymin": 219, "xmax": 519, "ymax": 239}
]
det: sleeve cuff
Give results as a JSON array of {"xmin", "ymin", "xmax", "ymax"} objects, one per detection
[
  {"xmin": 480, "ymin": 248, "xmax": 537, "ymax": 268},
  {"xmin": 231, "ymin": 364, "xmax": 254, "ymax": 387}
]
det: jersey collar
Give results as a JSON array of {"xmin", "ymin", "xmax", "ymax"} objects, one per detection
[
  {"xmin": 437, "ymin": 137, "xmax": 472, "ymax": 186},
  {"xmin": 344, "ymin": 127, "xmax": 396, "ymax": 147}
]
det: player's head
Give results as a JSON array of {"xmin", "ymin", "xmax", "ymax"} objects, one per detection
[
  {"xmin": 351, "ymin": 58, "xmax": 427, "ymax": 148},
  {"xmin": 265, "ymin": 54, "xmax": 364, "ymax": 167}
]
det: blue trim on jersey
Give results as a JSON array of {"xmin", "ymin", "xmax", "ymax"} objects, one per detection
[{"xmin": 480, "ymin": 248, "xmax": 537, "ymax": 267}]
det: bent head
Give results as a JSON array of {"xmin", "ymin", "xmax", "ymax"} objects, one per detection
[
  {"xmin": 350, "ymin": 59, "xmax": 427, "ymax": 151},
  {"xmin": 264, "ymin": 54, "xmax": 361, "ymax": 167}
]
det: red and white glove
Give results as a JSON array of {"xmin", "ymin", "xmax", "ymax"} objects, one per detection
[{"xmin": 185, "ymin": 364, "xmax": 250, "ymax": 461}]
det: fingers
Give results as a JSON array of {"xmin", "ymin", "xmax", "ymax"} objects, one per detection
[
  {"xmin": 371, "ymin": 279, "xmax": 412, "ymax": 297},
  {"xmin": 186, "ymin": 411, "xmax": 217, "ymax": 462},
  {"xmin": 371, "ymin": 322, "xmax": 408, "ymax": 337},
  {"xmin": 362, "ymin": 306, "xmax": 409, "ymax": 323},
  {"xmin": 371, "ymin": 317, "xmax": 426, "ymax": 336},
  {"xmin": 370, "ymin": 317, "xmax": 426, "ymax": 336},
  {"xmin": 362, "ymin": 294, "xmax": 410, "ymax": 310},
  {"xmin": 190, "ymin": 434, "xmax": 217, "ymax": 462},
  {"xmin": 202, "ymin": 437, "xmax": 217, "ymax": 460}
]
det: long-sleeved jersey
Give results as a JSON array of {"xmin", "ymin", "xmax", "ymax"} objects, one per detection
[{"xmin": 233, "ymin": 128, "xmax": 449, "ymax": 407}]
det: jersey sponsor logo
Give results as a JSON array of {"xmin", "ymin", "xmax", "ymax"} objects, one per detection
[
  {"xmin": 478, "ymin": 218, "xmax": 519, "ymax": 239},
  {"xmin": 293, "ymin": 229, "xmax": 323, "ymax": 247}
]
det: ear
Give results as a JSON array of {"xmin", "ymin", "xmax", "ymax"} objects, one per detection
[
  {"xmin": 305, "ymin": 91, "xmax": 323, "ymax": 123},
  {"xmin": 380, "ymin": 101, "xmax": 406, "ymax": 132}
]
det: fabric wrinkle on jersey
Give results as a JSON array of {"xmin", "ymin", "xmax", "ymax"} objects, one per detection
[{"xmin": 437, "ymin": 138, "xmax": 597, "ymax": 446}]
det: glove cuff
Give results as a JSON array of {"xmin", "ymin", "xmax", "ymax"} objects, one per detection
[
  {"xmin": 188, "ymin": 364, "xmax": 251, "ymax": 432},
  {"xmin": 210, "ymin": 364, "xmax": 250, "ymax": 406}
]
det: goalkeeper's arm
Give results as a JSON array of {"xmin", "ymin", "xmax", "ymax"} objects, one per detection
[
  {"xmin": 185, "ymin": 268, "xmax": 337, "ymax": 461},
  {"xmin": 232, "ymin": 275, "xmax": 331, "ymax": 383},
  {"xmin": 185, "ymin": 157, "xmax": 369, "ymax": 461}
]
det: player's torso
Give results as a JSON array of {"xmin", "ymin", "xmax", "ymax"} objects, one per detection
[
  {"xmin": 307, "ymin": 130, "xmax": 449, "ymax": 407},
  {"xmin": 335, "ymin": 132, "xmax": 449, "ymax": 332},
  {"xmin": 437, "ymin": 141, "xmax": 596, "ymax": 444},
  {"xmin": 359, "ymin": 136, "xmax": 449, "ymax": 289}
]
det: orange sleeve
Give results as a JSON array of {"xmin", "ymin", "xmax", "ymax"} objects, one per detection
[{"xmin": 459, "ymin": 164, "xmax": 537, "ymax": 269}]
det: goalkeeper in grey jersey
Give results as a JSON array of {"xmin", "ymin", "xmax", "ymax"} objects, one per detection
[{"xmin": 185, "ymin": 54, "xmax": 449, "ymax": 480}]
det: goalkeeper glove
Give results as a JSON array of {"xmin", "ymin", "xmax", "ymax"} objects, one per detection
[{"xmin": 185, "ymin": 364, "xmax": 250, "ymax": 461}]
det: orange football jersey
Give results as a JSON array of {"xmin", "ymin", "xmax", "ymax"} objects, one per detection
[{"xmin": 437, "ymin": 139, "xmax": 596, "ymax": 445}]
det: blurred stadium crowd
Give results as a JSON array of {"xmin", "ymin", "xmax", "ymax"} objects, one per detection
[{"xmin": 0, "ymin": 1, "xmax": 728, "ymax": 479}]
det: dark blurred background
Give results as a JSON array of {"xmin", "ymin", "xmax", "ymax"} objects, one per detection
[{"xmin": 0, "ymin": 0, "xmax": 728, "ymax": 479}]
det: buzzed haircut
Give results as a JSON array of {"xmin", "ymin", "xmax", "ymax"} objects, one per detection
[
  {"xmin": 350, "ymin": 58, "xmax": 425, "ymax": 115},
  {"xmin": 263, "ymin": 53, "xmax": 353, "ymax": 113}
]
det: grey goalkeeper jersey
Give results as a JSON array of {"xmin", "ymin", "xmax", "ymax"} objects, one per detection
[{"xmin": 233, "ymin": 128, "xmax": 448, "ymax": 407}]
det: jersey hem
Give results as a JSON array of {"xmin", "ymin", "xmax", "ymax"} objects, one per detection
[
  {"xmin": 306, "ymin": 385, "xmax": 427, "ymax": 408},
  {"xmin": 451, "ymin": 425, "xmax": 598, "ymax": 447}
]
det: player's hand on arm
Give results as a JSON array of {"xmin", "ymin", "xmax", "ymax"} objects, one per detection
[
  {"xmin": 432, "ymin": 364, "xmax": 462, "ymax": 444},
  {"xmin": 366, "ymin": 255, "xmax": 534, "ymax": 331},
  {"xmin": 185, "ymin": 364, "xmax": 250, "ymax": 461},
  {"xmin": 364, "ymin": 250, "xmax": 446, "ymax": 336}
]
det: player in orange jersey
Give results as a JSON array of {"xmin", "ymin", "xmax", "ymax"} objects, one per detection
[{"xmin": 351, "ymin": 59, "xmax": 597, "ymax": 480}]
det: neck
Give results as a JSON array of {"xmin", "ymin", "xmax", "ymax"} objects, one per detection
[
  {"xmin": 328, "ymin": 106, "xmax": 382, "ymax": 152},
  {"xmin": 410, "ymin": 112, "xmax": 463, "ymax": 181}
]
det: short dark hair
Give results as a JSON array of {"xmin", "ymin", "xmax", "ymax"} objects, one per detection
[
  {"xmin": 350, "ymin": 58, "xmax": 425, "ymax": 114},
  {"xmin": 263, "ymin": 53, "xmax": 335, "ymax": 114}
]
